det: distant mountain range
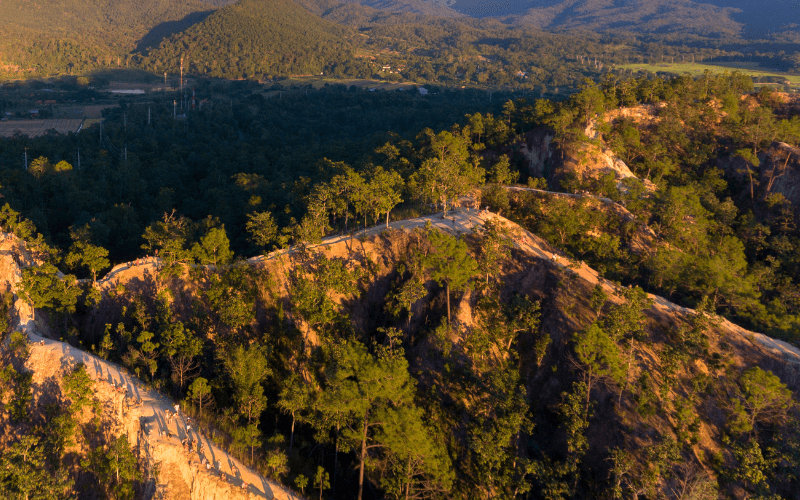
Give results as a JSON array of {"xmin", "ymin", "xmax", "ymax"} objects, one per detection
[
  {"xmin": 451, "ymin": 0, "xmax": 799, "ymax": 37},
  {"xmin": 331, "ymin": 0, "xmax": 800, "ymax": 38},
  {"xmin": 0, "ymin": 0, "xmax": 795, "ymax": 57},
  {"xmin": 336, "ymin": 0, "xmax": 462, "ymax": 17}
]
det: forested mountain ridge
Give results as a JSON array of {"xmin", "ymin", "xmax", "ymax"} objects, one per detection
[
  {"xmin": 0, "ymin": 0, "xmax": 213, "ymax": 39},
  {"xmin": 1, "ymin": 75, "xmax": 799, "ymax": 337},
  {"xmin": 0, "ymin": 227, "xmax": 291, "ymax": 498},
  {"xmin": 3, "ymin": 190, "xmax": 800, "ymax": 499}
]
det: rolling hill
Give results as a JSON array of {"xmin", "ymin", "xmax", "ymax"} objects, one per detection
[
  {"xmin": 0, "ymin": 0, "xmax": 216, "ymax": 76},
  {"xmin": 0, "ymin": 0, "xmax": 214, "ymax": 44},
  {"xmin": 139, "ymin": 0, "xmax": 366, "ymax": 79}
]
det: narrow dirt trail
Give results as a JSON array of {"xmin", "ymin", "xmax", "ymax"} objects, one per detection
[
  {"xmin": 87, "ymin": 207, "xmax": 800, "ymax": 366},
  {"xmin": 350, "ymin": 208, "xmax": 800, "ymax": 365},
  {"xmin": 23, "ymin": 331, "xmax": 301, "ymax": 500}
]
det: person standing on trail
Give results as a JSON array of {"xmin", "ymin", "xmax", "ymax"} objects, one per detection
[{"xmin": 174, "ymin": 403, "xmax": 179, "ymax": 414}]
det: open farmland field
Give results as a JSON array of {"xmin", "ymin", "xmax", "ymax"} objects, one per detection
[
  {"xmin": 620, "ymin": 62, "xmax": 800, "ymax": 86},
  {"xmin": 0, "ymin": 119, "xmax": 82, "ymax": 138}
]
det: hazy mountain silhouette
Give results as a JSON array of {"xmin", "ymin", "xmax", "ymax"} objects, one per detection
[{"xmin": 445, "ymin": 0, "xmax": 798, "ymax": 37}]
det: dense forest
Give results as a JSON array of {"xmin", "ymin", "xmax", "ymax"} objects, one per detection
[
  {"xmin": 0, "ymin": 82, "xmax": 509, "ymax": 257},
  {"xmin": 1, "ymin": 71, "xmax": 800, "ymax": 499}
]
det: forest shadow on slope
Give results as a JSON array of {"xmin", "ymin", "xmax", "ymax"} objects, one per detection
[{"xmin": 134, "ymin": 10, "xmax": 216, "ymax": 54}]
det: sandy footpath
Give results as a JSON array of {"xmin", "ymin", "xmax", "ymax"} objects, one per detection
[
  {"xmin": 99, "ymin": 207, "xmax": 800, "ymax": 366},
  {"xmin": 23, "ymin": 331, "xmax": 301, "ymax": 500}
]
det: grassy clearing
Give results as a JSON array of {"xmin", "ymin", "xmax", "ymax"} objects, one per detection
[
  {"xmin": 620, "ymin": 62, "xmax": 800, "ymax": 85},
  {"xmin": 82, "ymin": 118, "xmax": 103, "ymax": 128}
]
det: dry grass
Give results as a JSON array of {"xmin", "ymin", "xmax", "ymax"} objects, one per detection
[{"xmin": 0, "ymin": 119, "xmax": 82, "ymax": 138}]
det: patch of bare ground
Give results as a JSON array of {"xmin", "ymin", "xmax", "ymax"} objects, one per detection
[{"xmin": 17, "ymin": 334, "xmax": 299, "ymax": 500}]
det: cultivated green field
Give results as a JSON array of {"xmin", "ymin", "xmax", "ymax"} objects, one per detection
[{"xmin": 620, "ymin": 62, "xmax": 800, "ymax": 86}]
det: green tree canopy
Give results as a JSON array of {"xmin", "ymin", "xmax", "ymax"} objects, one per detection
[
  {"xmin": 192, "ymin": 226, "xmax": 233, "ymax": 268},
  {"xmin": 222, "ymin": 344, "xmax": 271, "ymax": 424},
  {"xmin": 420, "ymin": 225, "xmax": 478, "ymax": 328},
  {"xmin": 0, "ymin": 434, "xmax": 74, "ymax": 500},
  {"xmin": 318, "ymin": 340, "xmax": 416, "ymax": 500},
  {"xmin": 82, "ymin": 434, "xmax": 141, "ymax": 500},
  {"xmin": 64, "ymin": 225, "xmax": 110, "ymax": 282},
  {"xmin": 410, "ymin": 129, "xmax": 484, "ymax": 214},
  {"xmin": 18, "ymin": 263, "xmax": 81, "ymax": 327},
  {"xmin": 246, "ymin": 211, "xmax": 278, "ymax": 251},
  {"xmin": 728, "ymin": 367, "xmax": 794, "ymax": 435}
]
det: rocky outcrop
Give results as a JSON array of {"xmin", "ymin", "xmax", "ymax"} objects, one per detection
[
  {"xmin": 21, "ymin": 333, "xmax": 294, "ymax": 500},
  {"xmin": 0, "ymin": 232, "xmax": 38, "ymax": 333},
  {"xmin": 584, "ymin": 104, "xmax": 663, "ymax": 140},
  {"xmin": 142, "ymin": 435, "xmax": 268, "ymax": 500},
  {"xmin": 524, "ymin": 106, "xmax": 658, "ymax": 193},
  {"xmin": 556, "ymin": 140, "xmax": 656, "ymax": 192}
]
